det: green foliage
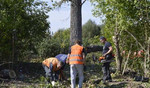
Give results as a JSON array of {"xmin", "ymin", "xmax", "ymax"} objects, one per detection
[
  {"xmin": 82, "ymin": 19, "xmax": 102, "ymax": 47},
  {"xmin": 36, "ymin": 28, "xmax": 70, "ymax": 59},
  {"xmin": 0, "ymin": 0, "xmax": 51, "ymax": 61},
  {"xmin": 91, "ymin": 0, "xmax": 150, "ymax": 50},
  {"xmin": 39, "ymin": 19, "xmax": 102, "ymax": 63},
  {"xmin": 36, "ymin": 33, "xmax": 61, "ymax": 58},
  {"xmin": 91, "ymin": 0, "xmax": 150, "ymax": 75},
  {"xmin": 82, "ymin": 19, "xmax": 101, "ymax": 39},
  {"xmin": 129, "ymin": 57, "xmax": 144, "ymax": 75},
  {"xmin": 53, "ymin": 29, "xmax": 70, "ymax": 54}
]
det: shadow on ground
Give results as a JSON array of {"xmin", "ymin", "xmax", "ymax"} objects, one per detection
[{"xmin": 104, "ymin": 82, "xmax": 128, "ymax": 88}]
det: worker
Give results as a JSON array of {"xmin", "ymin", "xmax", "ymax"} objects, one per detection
[
  {"xmin": 42, "ymin": 57, "xmax": 64, "ymax": 85},
  {"xmin": 66, "ymin": 40, "xmax": 86, "ymax": 88},
  {"xmin": 55, "ymin": 54, "xmax": 68, "ymax": 80},
  {"xmin": 100, "ymin": 36, "xmax": 113, "ymax": 84}
]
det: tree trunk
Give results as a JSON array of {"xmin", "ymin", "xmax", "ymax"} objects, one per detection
[
  {"xmin": 114, "ymin": 34, "xmax": 122, "ymax": 73},
  {"xmin": 147, "ymin": 37, "xmax": 150, "ymax": 75},
  {"xmin": 114, "ymin": 17, "xmax": 122, "ymax": 74},
  {"xmin": 70, "ymin": 0, "xmax": 82, "ymax": 46},
  {"xmin": 143, "ymin": 0, "xmax": 149, "ymax": 77}
]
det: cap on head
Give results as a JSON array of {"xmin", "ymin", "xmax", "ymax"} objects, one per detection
[{"xmin": 100, "ymin": 36, "xmax": 106, "ymax": 40}]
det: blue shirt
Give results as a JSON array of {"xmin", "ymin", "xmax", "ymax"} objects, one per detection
[
  {"xmin": 55, "ymin": 54, "xmax": 68, "ymax": 63},
  {"xmin": 103, "ymin": 41, "xmax": 112, "ymax": 54}
]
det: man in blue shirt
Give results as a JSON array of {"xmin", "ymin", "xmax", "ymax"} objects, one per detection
[
  {"xmin": 55, "ymin": 54, "xmax": 68, "ymax": 80},
  {"xmin": 100, "ymin": 36, "xmax": 113, "ymax": 83}
]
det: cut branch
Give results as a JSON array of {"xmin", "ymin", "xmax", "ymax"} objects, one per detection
[{"xmin": 0, "ymin": 62, "xmax": 13, "ymax": 67}]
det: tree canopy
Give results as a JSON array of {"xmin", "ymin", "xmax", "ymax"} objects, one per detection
[
  {"xmin": 0, "ymin": 0, "xmax": 51, "ymax": 61},
  {"xmin": 91, "ymin": 0, "xmax": 150, "ymax": 75}
]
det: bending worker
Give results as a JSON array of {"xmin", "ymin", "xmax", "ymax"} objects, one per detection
[
  {"xmin": 42, "ymin": 54, "xmax": 67, "ymax": 83},
  {"xmin": 100, "ymin": 36, "xmax": 113, "ymax": 83},
  {"xmin": 55, "ymin": 54, "xmax": 68, "ymax": 80},
  {"xmin": 66, "ymin": 40, "xmax": 86, "ymax": 88}
]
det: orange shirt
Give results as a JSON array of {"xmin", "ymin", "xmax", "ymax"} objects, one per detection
[
  {"xmin": 69, "ymin": 44, "xmax": 84, "ymax": 65},
  {"xmin": 42, "ymin": 57, "xmax": 60, "ymax": 71}
]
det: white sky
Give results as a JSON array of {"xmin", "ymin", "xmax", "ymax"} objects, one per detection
[{"xmin": 41, "ymin": 0, "xmax": 103, "ymax": 33}]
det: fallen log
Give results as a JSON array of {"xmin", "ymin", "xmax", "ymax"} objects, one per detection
[
  {"xmin": 85, "ymin": 45, "xmax": 103, "ymax": 53},
  {"xmin": 0, "ymin": 69, "xmax": 16, "ymax": 79}
]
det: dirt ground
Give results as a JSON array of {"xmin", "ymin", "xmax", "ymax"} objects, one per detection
[{"xmin": 0, "ymin": 62, "xmax": 150, "ymax": 88}]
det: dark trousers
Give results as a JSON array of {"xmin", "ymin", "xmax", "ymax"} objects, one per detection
[{"xmin": 102, "ymin": 62, "xmax": 112, "ymax": 81}]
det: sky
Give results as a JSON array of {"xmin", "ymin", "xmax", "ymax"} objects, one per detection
[{"xmin": 42, "ymin": 0, "xmax": 103, "ymax": 33}]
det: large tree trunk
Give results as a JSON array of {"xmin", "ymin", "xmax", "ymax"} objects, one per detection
[{"xmin": 70, "ymin": 0, "xmax": 82, "ymax": 46}]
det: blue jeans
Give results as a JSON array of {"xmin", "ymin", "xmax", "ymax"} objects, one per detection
[{"xmin": 70, "ymin": 64, "xmax": 84, "ymax": 88}]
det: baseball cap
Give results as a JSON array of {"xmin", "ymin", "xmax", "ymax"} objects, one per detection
[{"xmin": 100, "ymin": 36, "xmax": 106, "ymax": 40}]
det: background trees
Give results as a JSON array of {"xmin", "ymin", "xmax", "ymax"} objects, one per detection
[
  {"xmin": 82, "ymin": 19, "xmax": 101, "ymax": 47},
  {"xmin": 0, "ymin": 0, "xmax": 51, "ymax": 62},
  {"xmin": 0, "ymin": 0, "xmax": 149, "ymax": 78},
  {"xmin": 1, "ymin": 0, "xmax": 150, "ymax": 87},
  {"xmin": 91, "ymin": 0, "xmax": 150, "ymax": 76}
]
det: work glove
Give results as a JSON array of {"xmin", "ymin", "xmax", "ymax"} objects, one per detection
[{"xmin": 51, "ymin": 81, "xmax": 55, "ymax": 86}]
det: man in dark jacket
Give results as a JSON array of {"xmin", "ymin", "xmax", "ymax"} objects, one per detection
[{"xmin": 100, "ymin": 36, "xmax": 113, "ymax": 83}]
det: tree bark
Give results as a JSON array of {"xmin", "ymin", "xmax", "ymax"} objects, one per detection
[
  {"xmin": 114, "ymin": 34, "xmax": 122, "ymax": 73},
  {"xmin": 70, "ymin": 0, "xmax": 82, "ymax": 46},
  {"xmin": 114, "ymin": 17, "xmax": 122, "ymax": 74}
]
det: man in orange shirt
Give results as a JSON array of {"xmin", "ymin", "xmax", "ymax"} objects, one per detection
[
  {"xmin": 66, "ymin": 40, "xmax": 86, "ymax": 88},
  {"xmin": 42, "ymin": 57, "xmax": 64, "ymax": 84}
]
